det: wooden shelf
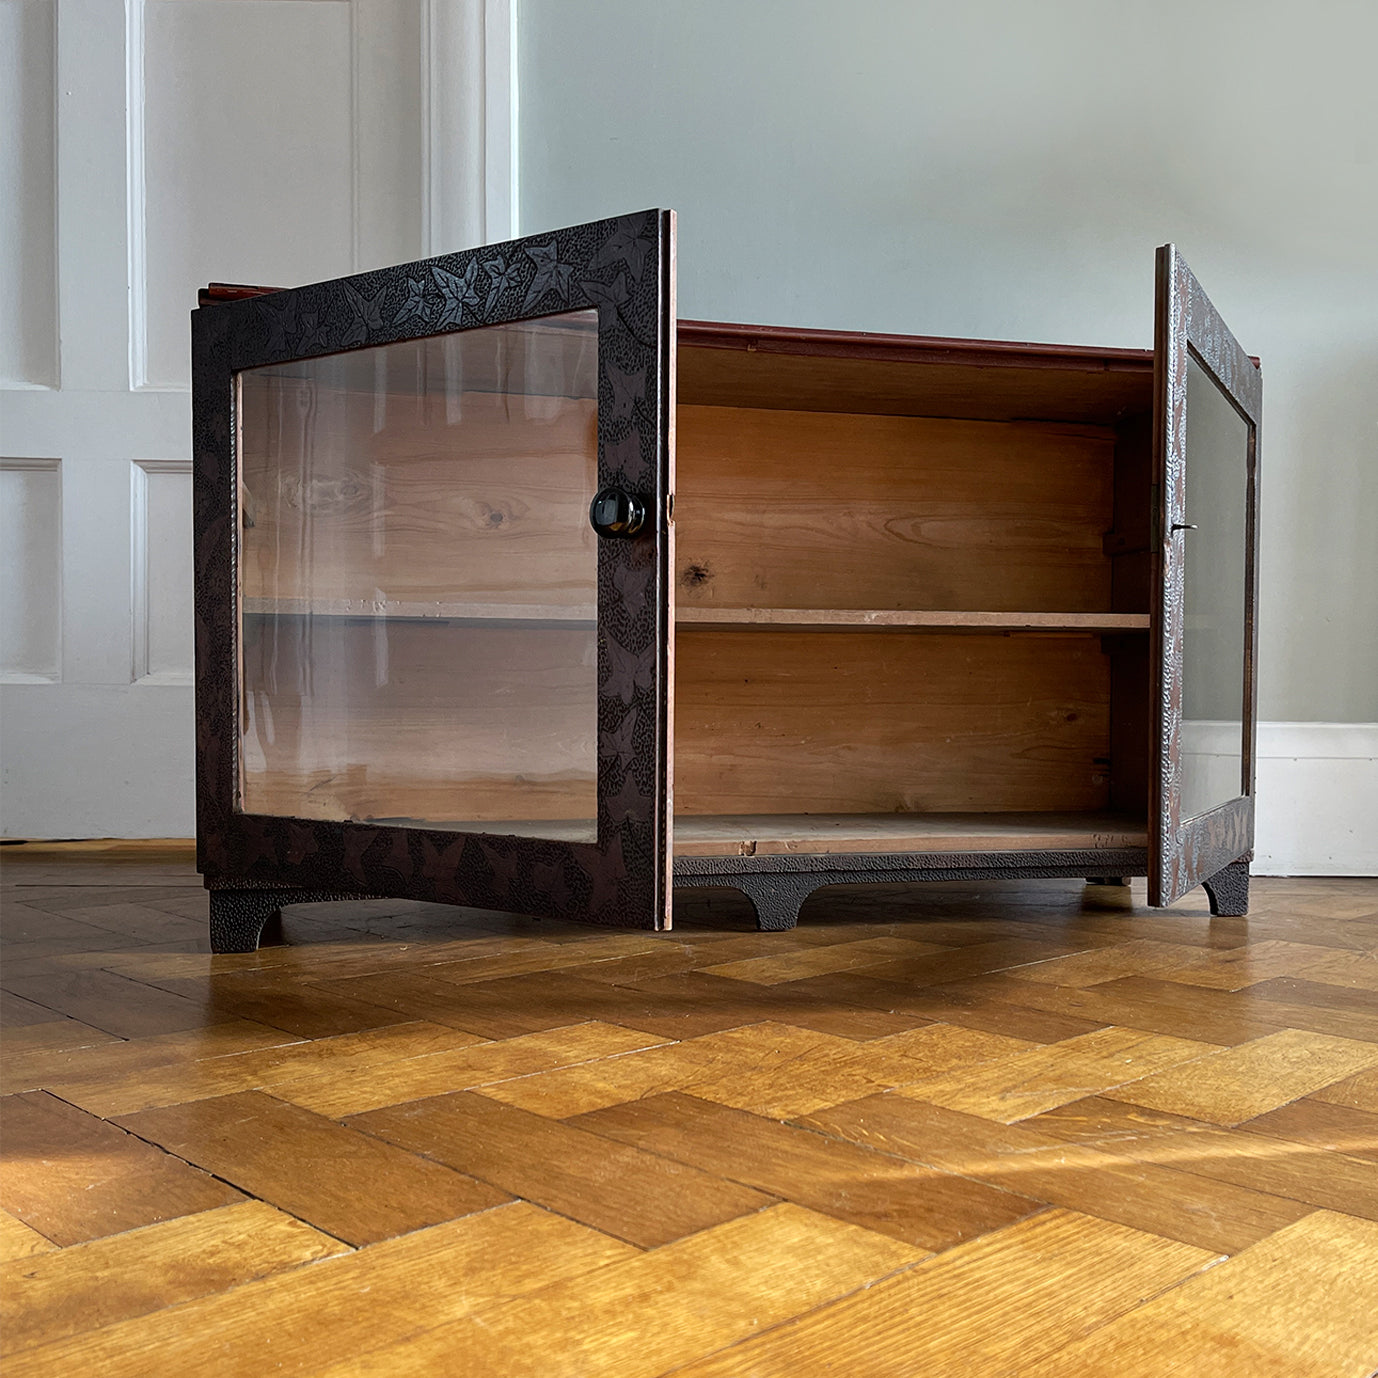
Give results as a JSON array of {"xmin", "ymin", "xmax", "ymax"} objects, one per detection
[
  {"xmin": 676, "ymin": 608, "xmax": 1149, "ymax": 633},
  {"xmin": 242, "ymin": 597, "xmax": 596, "ymax": 627},
  {"xmin": 672, "ymin": 811, "xmax": 1148, "ymax": 858}
]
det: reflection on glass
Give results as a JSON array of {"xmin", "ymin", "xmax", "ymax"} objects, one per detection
[
  {"xmin": 236, "ymin": 310, "xmax": 599, "ymax": 840},
  {"xmin": 1179, "ymin": 353, "xmax": 1250, "ymax": 821}
]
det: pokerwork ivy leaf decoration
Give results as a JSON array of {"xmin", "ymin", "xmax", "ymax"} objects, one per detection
[
  {"xmin": 602, "ymin": 634, "xmax": 654, "ymax": 704},
  {"xmin": 606, "ymin": 362, "xmax": 645, "ymax": 423},
  {"xmin": 433, "ymin": 261, "xmax": 480, "ymax": 328},
  {"xmin": 259, "ymin": 296, "xmax": 297, "ymax": 354},
  {"xmin": 482, "ymin": 254, "xmax": 523, "ymax": 316},
  {"xmin": 522, "ymin": 240, "xmax": 575, "ymax": 312},
  {"xmin": 344, "ymin": 280, "xmax": 390, "ymax": 346},
  {"xmin": 589, "ymin": 213, "xmax": 655, "ymax": 282},
  {"xmin": 392, "ymin": 275, "xmax": 432, "ymax": 330}
]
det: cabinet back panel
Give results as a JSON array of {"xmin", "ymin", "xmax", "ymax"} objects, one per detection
[
  {"xmin": 239, "ymin": 619, "xmax": 595, "ymax": 827},
  {"xmin": 676, "ymin": 405, "xmax": 1115, "ymax": 613},
  {"xmin": 674, "ymin": 630, "xmax": 1111, "ymax": 815}
]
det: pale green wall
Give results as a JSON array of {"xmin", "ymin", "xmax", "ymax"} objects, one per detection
[{"xmin": 519, "ymin": 0, "xmax": 1378, "ymax": 721}]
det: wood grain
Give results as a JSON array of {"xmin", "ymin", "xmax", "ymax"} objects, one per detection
[
  {"xmin": 1016, "ymin": 1211, "xmax": 1378, "ymax": 1377},
  {"xmin": 1238, "ymin": 1098, "xmax": 1378, "ymax": 1164},
  {"xmin": 0, "ymin": 1200, "xmax": 346, "ymax": 1355},
  {"xmin": 570, "ymin": 1092, "xmax": 1041, "ymax": 1249},
  {"xmin": 347, "ymin": 1091, "xmax": 773, "ymax": 1247},
  {"xmin": 895, "ymin": 1025, "xmax": 1221, "ymax": 1123},
  {"xmin": 0, "ymin": 1204, "xmax": 633, "ymax": 1378},
  {"xmin": 798, "ymin": 1094, "xmax": 1312, "ymax": 1254},
  {"xmin": 668, "ymin": 1209, "xmax": 1214, "ymax": 1378},
  {"xmin": 310, "ymin": 1203, "xmax": 925, "ymax": 1378},
  {"xmin": 1103, "ymin": 1028, "xmax": 1378, "ymax": 1124},
  {"xmin": 269, "ymin": 1020, "xmax": 669, "ymax": 1118},
  {"xmin": 0, "ymin": 1092, "xmax": 242, "ymax": 1245},
  {"xmin": 672, "ymin": 810, "xmax": 1147, "ymax": 857},
  {"xmin": 0, "ymin": 1209, "xmax": 56, "ymax": 1264},
  {"xmin": 114, "ymin": 1090, "xmax": 509, "ymax": 1245},
  {"xmin": 676, "ymin": 404, "xmax": 1116, "ymax": 612},
  {"xmin": 675, "ymin": 630, "xmax": 1115, "ymax": 815},
  {"xmin": 678, "ymin": 607, "xmax": 1150, "ymax": 631}
]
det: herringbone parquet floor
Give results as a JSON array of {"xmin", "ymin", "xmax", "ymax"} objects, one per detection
[{"xmin": 2, "ymin": 845, "xmax": 1377, "ymax": 1375}]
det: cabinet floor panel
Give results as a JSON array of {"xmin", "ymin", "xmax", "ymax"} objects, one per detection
[
  {"xmin": 671, "ymin": 812, "xmax": 1148, "ymax": 858},
  {"xmin": 676, "ymin": 609, "xmax": 1149, "ymax": 633}
]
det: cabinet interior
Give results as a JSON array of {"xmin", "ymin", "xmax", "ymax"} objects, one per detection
[
  {"xmin": 672, "ymin": 329, "xmax": 1155, "ymax": 855},
  {"xmin": 233, "ymin": 318, "xmax": 1155, "ymax": 858}
]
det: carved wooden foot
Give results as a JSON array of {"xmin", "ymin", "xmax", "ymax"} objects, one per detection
[
  {"xmin": 1201, "ymin": 858, "xmax": 1250, "ymax": 917},
  {"xmin": 208, "ymin": 887, "xmax": 350, "ymax": 953},
  {"xmin": 730, "ymin": 874, "xmax": 820, "ymax": 931}
]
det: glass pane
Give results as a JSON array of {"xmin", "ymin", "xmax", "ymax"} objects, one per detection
[
  {"xmin": 236, "ymin": 310, "xmax": 599, "ymax": 841},
  {"xmin": 1179, "ymin": 352, "xmax": 1251, "ymax": 821}
]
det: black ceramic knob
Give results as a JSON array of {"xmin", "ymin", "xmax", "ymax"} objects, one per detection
[{"xmin": 589, "ymin": 487, "xmax": 646, "ymax": 539}]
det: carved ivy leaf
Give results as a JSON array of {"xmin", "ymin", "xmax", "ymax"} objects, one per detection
[
  {"xmin": 522, "ymin": 240, "xmax": 575, "ymax": 312},
  {"xmin": 606, "ymin": 363, "xmax": 645, "ymax": 423},
  {"xmin": 605, "ymin": 768, "xmax": 646, "ymax": 823},
  {"xmin": 604, "ymin": 430, "xmax": 643, "ymax": 482},
  {"xmin": 530, "ymin": 859, "xmax": 572, "ymax": 910},
  {"xmin": 344, "ymin": 280, "xmax": 390, "ymax": 346},
  {"xmin": 590, "ymin": 214, "xmax": 654, "ymax": 281},
  {"xmin": 601, "ymin": 634, "xmax": 653, "ymax": 704},
  {"xmin": 343, "ymin": 828, "xmax": 375, "ymax": 883},
  {"xmin": 381, "ymin": 832, "xmax": 415, "ymax": 880},
  {"xmin": 598, "ymin": 707, "xmax": 638, "ymax": 759},
  {"xmin": 419, "ymin": 834, "xmax": 467, "ymax": 886},
  {"xmin": 481, "ymin": 255, "xmax": 522, "ymax": 316},
  {"xmin": 580, "ymin": 273, "xmax": 629, "ymax": 317},
  {"xmin": 480, "ymin": 840, "xmax": 521, "ymax": 896},
  {"xmin": 390, "ymin": 276, "xmax": 432, "ymax": 331},
  {"xmin": 586, "ymin": 834, "xmax": 625, "ymax": 915},
  {"xmin": 613, "ymin": 560, "xmax": 653, "ymax": 611},
  {"xmin": 296, "ymin": 311, "xmax": 329, "ymax": 354},
  {"xmin": 433, "ymin": 261, "xmax": 480, "ymax": 328},
  {"xmin": 259, "ymin": 297, "xmax": 298, "ymax": 354},
  {"xmin": 284, "ymin": 822, "xmax": 319, "ymax": 865}
]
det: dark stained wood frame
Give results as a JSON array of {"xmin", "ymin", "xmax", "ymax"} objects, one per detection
[
  {"xmin": 1149, "ymin": 244, "xmax": 1263, "ymax": 907},
  {"xmin": 192, "ymin": 210, "xmax": 677, "ymax": 937}
]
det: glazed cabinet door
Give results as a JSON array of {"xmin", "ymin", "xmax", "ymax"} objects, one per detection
[
  {"xmin": 192, "ymin": 211, "xmax": 676, "ymax": 928},
  {"xmin": 1149, "ymin": 245, "xmax": 1262, "ymax": 907}
]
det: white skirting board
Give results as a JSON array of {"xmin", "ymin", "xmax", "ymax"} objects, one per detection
[{"xmin": 1183, "ymin": 721, "xmax": 1378, "ymax": 876}]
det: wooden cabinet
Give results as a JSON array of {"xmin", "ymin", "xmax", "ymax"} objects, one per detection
[{"xmin": 192, "ymin": 212, "xmax": 1261, "ymax": 950}]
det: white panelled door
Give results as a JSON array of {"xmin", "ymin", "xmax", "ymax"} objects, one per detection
[{"xmin": 1, "ymin": 0, "xmax": 513, "ymax": 838}]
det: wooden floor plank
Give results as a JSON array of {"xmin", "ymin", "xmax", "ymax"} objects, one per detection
[
  {"xmin": 896, "ymin": 1025, "xmax": 1222, "ymax": 1123},
  {"xmin": 666, "ymin": 1210, "xmax": 1216, "ymax": 1378},
  {"xmin": 1104, "ymin": 1029, "xmax": 1378, "ymax": 1124},
  {"xmin": 271, "ymin": 1021, "xmax": 669, "ymax": 1119},
  {"xmin": 48, "ymin": 1020, "xmax": 488, "ymax": 1118},
  {"xmin": 1017, "ymin": 1211, "xmax": 1378, "ymax": 1377},
  {"xmin": 0, "ymin": 1204, "xmax": 634, "ymax": 1378},
  {"xmin": 307, "ymin": 1203, "xmax": 925, "ymax": 1378},
  {"xmin": 0, "ymin": 1199, "xmax": 347, "ymax": 1355},
  {"xmin": 0, "ymin": 1091, "xmax": 243, "ymax": 1244},
  {"xmin": 1242, "ymin": 1099, "xmax": 1378, "ymax": 1164},
  {"xmin": 113, "ymin": 1090, "xmax": 509, "ymax": 1246},
  {"xmin": 797, "ymin": 1094, "xmax": 1313, "ymax": 1254},
  {"xmin": 0, "ymin": 968, "xmax": 230, "ymax": 1039},
  {"xmin": 700, "ymin": 936, "xmax": 953, "ymax": 985},
  {"xmin": 569, "ymin": 1092, "xmax": 1042, "ymax": 1249},
  {"xmin": 347, "ymin": 1090, "xmax": 773, "ymax": 1248},
  {"xmin": 0, "ymin": 1209, "xmax": 57, "ymax": 1264},
  {"xmin": 1155, "ymin": 939, "xmax": 1343, "ymax": 991},
  {"xmin": 1025, "ymin": 1095, "xmax": 1378, "ymax": 1221},
  {"xmin": 1312, "ymin": 1065, "xmax": 1378, "ymax": 1113},
  {"xmin": 0, "ymin": 1018, "xmax": 121, "ymax": 1054},
  {"xmin": 1003, "ymin": 938, "xmax": 1213, "ymax": 988},
  {"xmin": 1, "ymin": 1018, "xmax": 305, "ymax": 1099}
]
